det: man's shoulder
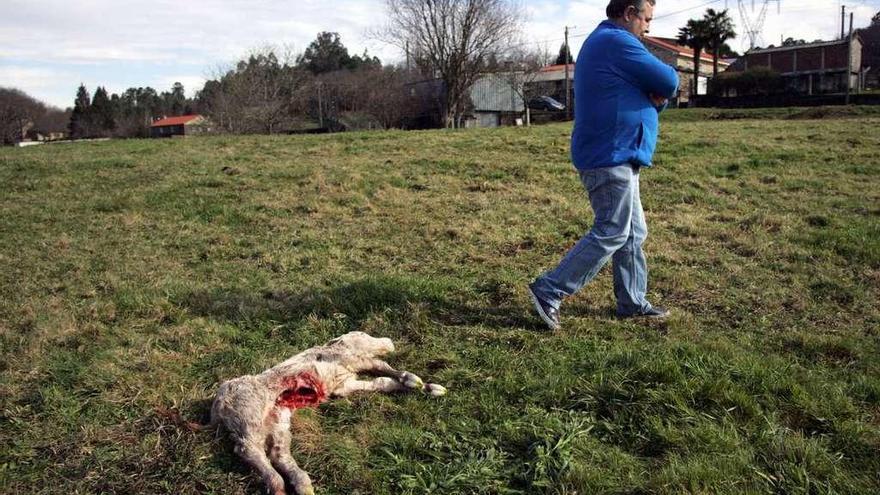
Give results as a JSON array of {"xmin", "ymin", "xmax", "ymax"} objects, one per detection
[{"xmin": 588, "ymin": 23, "xmax": 641, "ymax": 49}]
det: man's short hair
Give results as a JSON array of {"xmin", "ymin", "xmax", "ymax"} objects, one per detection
[{"xmin": 606, "ymin": 0, "xmax": 655, "ymax": 19}]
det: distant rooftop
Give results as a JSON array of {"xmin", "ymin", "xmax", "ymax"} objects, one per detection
[
  {"xmin": 538, "ymin": 63, "xmax": 575, "ymax": 73},
  {"xmin": 645, "ymin": 36, "xmax": 721, "ymax": 64},
  {"xmin": 746, "ymin": 37, "xmax": 854, "ymax": 54},
  {"xmin": 151, "ymin": 115, "xmax": 202, "ymax": 127}
]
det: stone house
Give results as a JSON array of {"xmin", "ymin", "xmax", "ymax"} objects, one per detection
[{"xmin": 643, "ymin": 36, "xmax": 726, "ymax": 105}]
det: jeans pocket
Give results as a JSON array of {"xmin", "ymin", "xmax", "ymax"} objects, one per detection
[
  {"xmin": 579, "ymin": 168, "xmax": 597, "ymax": 186},
  {"xmin": 586, "ymin": 173, "xmax": 613, "ymax": 223}
]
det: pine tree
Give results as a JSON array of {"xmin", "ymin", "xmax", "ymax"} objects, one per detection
[
  {"xmin": 349, "ymin": 50, "xmax": 382, "ymax": 71},
  {"xmin": 555, "ymin": 43, "xmax": 573, "ymax": 66},
  {"xmin": 169, "ymin": 82, "xmax": 186, "ymax": 116},
  {"xmin": 140, "ymin": 87, "xmax": 162, "ymax": 121},
  {"xmin": 297, "ymin": 32, "xmax": 354, "ymax": 74},
  {"xmin": 91, "ymin": 86, "xmax": 115, "ymax": 135},
  {"xmin": 69, "ymin": 84, "xmax": 91, "ymax": 138}
]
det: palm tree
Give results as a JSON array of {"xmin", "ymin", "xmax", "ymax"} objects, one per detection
[
  {"xmin": 703, "ymin": 9, "xmax": 737, "ymax": 80},
  {"xmin": 678, "ymin": 19, "xmax": 712, "ymax": 97}
]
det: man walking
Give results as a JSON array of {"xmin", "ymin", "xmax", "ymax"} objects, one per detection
[{"xmin": 528, "ymin": 0, "xmax": 679, "ymax": 330}]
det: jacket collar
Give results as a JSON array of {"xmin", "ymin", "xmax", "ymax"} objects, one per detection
[{"xmin": 599, "ymin": 19, "xmax": 640, "ymax": 42}]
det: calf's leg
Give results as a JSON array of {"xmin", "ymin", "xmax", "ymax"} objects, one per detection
[
  {"xmin": 235, "ymin": 439, "xmax": 286, "ymax": 495},
  {"xmin": 350, "ymin": 358, "xmax": 447, "ymax": 396},
  {"xmin": 334, "ymin": 377, "xmax": 409, "ymax": 397},
  {"xmin": 268, "ymin": 413, "xmax": 314, "ymax": 495}
]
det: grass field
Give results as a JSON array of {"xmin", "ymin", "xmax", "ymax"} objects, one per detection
[{"xmin": 1, "ymin": 107, "xmax": 879, "ymax": 494}]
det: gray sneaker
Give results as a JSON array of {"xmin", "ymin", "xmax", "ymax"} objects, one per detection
[{"xmin": 528, "ymin": 284, "xmax": 560, "ymax": 330}]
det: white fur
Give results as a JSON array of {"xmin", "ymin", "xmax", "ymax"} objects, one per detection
[{"xmin": 211, "ymin": 332, "xmax": 446, "ymax": 495}]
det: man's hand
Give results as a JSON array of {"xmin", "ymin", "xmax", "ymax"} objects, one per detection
[{"xmin": 648, "ymin": 93, "xmax": 668, "ymax": 107}]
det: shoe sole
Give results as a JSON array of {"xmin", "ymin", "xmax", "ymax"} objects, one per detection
[
  {"xmin": 527, "ymin": 286, "xmax": 560, "ymax": 330},
  {"xmin": 617, "ymin": 311, "xmax": 670, "ymax": 319}
]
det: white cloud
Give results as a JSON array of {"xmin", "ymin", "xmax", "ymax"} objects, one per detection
[
  {"xmin": 0, "ymin": 0, "xmax": 399, "ymax": 66},
  {"xmin": 0, "ymin": 66, "xmax": 71, "ymax": 91},
  {"xmin": 560, "ymin": 0, "xmax": 880, "ymax": 53},
  {"xmin": 3, "ymin": 1, "xmax": 878, "ymax": 65},
  {"xmin": 1, "ymin": 0, "xmax": 878, "ymax": 108}
]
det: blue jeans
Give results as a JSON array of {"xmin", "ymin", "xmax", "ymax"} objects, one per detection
[{"xmin": 531, "ymin": 164, "xmax": 652, "ymax": 316}]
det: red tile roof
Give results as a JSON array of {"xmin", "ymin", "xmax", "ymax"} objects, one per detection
[
  {"xmin": 539, "ymin": 37, "xmax": 728, "ymax": 73},
  {"xmin": 539, "ymin": 63, "xmax": 575, "ymax": 73},
  {"xmin": 645, "ymin": 36, "xmax": 722, "ymax": 64},
  {"xmin": 151, "ymin": 115, "xmax": 202, "ymax": 127}
]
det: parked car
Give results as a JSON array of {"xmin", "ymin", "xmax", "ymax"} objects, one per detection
[{"xmin": 528, "ymin": 95, "xmax": 565, "ymax": 111}]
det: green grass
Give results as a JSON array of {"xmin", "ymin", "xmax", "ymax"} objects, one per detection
[
  {"xmin": 661, "ymin": 105, "xmax": 880, "ymax": 122},
  {"xmin": 1, "ymin": 108, "xmax": 879, "ymax": 494}
]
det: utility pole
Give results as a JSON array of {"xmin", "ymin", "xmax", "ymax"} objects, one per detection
[
  {"xmin": 564, "ymin": 26, "xmax": 572, "ymax": 120},
  {"xmin": 846, "ymin": 12, "xmax": 854, "ymax": 104},
  {"xmin": 317, "ymin": 82, "xmax": 324, "ymax": 128}
]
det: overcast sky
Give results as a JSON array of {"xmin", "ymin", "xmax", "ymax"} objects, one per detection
[{"xmin": 2, "ymin": 0, "xmax": 878, "ymax": 109}]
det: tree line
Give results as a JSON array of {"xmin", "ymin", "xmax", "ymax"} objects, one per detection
[
  {"xmin": 196, "ymin": 33, "xmax": 421, "ymax": 134},
  {"xmin": 0, "ymin": 88, "xmax": 69, "ymax": 145},
  {"xmin": 64, "ymin": 31, "xmax": 430, "ymax": 137},
  {"xmin": 67, "ymin": 82, "xmax": 194, "ymax": 139},
  {"xmin": 5, "ymin": 1, "xmax": 762, "ymax": 143}
]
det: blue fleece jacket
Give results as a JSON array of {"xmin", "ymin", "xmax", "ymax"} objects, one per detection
[{"xmin": 571, "ymin": 20, "xmax": 679, "ymax": 170}]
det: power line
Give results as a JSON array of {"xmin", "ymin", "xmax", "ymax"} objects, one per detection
[
  {"xmin": 785, "ymin": 1, "xmax": 879, "ymax": 13},
  {"xmin": 509, "ymin": 31, "xmax": 588, "ymax": 51},
  {"xmin": 510, "ymin": 36, "xmax": 566, "ymax": 49},
  {"xmin": 511, "ymin": 0, "xmax": 736, "ymax": 52},
  {"xmin": 513, "ymin": 0, "xmax": 878, "ymax": 54},
  {"xmin": 654, "ymin": 0, "xmax": 723, "ymax": 20}
]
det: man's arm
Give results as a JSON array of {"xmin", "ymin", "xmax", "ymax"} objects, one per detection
[{"xmin": 613, "ymin": 33, "xmax": 679, "ymax": 99}]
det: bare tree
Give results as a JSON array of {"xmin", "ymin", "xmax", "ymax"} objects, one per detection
[
  {"xmin": 33, "ymin": 106, "xmax": 70, "ymax": 136},
  {"xmin": 358, "ymin": 67, "xmax": 420, "ymax": 129},
  {"xmin": 319, "ymin": 66, "xmax": 421, "ymax": 130},
  {"xmin": 502, "ymin": 45, "xmax": 552, "ymax": 126},
  {"xmin": 0, "ymin": 88, "xmax": 45, "ymax": 144},
  {"xmin": 380, "ymin": 0, "xmax": 524, "ymax": 128},
  {"xmin": 0, "ymin": 88, "xmax": 70, "ymax": 144},
  {"xmin": 198, "ymin": 46, "xmax": 312, "ymax": 134}
]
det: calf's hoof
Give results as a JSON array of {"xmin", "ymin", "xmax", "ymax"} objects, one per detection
[
  {"xmin": 265, "ymin": 477, "xmax": 286, "ymax": 495},
  {"xmin": 400, "ymin": 372, "xmax": 424, "ymax": 389},
  {"xmin": 425, "ymin": 383, "xmax": 447, "ymax": 397},
  {"xmin": 292, "ymin": 472, "xmax": 314, "ymax": 495}
]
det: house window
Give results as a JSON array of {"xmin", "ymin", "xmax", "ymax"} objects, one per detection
[{"xmin": 697, "ymin": 76, "xmax": 708, "ymax": 95}]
